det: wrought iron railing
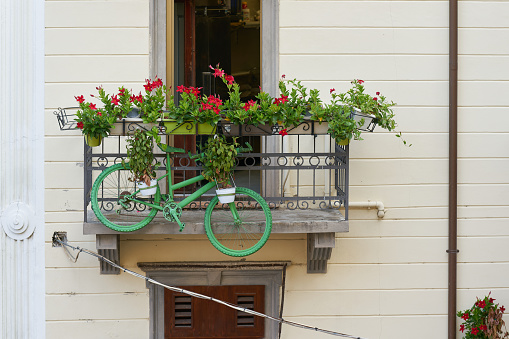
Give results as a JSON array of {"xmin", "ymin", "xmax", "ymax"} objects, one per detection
[{"xmin": 55, "ymin": 108, "xmax": 349, "ymax": 222}]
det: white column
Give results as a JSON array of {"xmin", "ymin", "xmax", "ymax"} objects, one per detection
[{"xmin": 0, "ymin": 0, "xmax": 45, "ymax": 338}]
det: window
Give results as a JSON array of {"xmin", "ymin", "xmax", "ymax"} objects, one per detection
[{"xmin": 139, "ymin": 262, "xmax": 287, "ymax": 339}]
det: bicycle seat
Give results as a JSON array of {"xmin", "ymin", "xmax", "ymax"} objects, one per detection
[{"xmin": 157, "ymin": 144, "xmax": 186, "ymax": 153}]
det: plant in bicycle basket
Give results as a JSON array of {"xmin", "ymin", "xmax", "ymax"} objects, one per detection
[
  {"xmin": 457, "ymin": 294, "xmax": 509, "ymax": 339},
  {"xmin": 122, "ymin": 128, "xmax": 161, "ymax": 186},
  {"xmin": 74, "ymin": 95, "xmax": 116, "ymax": 140},
  {"xmin": 201, "ymin": 135, "xmax": 240, "ymax": 189}
]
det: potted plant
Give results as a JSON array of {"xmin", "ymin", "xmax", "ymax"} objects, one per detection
[
  {"xmin": 135, "ymin": 77, "xmax": 167, "ymax": 124},
  {"xmin": 74, "ymin": 95, "xmax": 116, "ymax": 147},
  {"xmin": 201, "ymin": 135, "xmax": 240, "ymax": 203},
  {"xmin": 122, "ymin": 128, "xmax": 161, "ymax": 196},
  {"xmin": 163, "ymin": 84, "xmax": 218, "ymax": 134},
  {"xmin": 457, "ymin": 293, "xmax": 509, "ymax": 338}
]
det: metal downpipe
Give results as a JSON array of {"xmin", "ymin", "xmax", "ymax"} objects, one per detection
[{"xmin": 448, "ymin": 0, "xmax": 459, "ymax": 337}]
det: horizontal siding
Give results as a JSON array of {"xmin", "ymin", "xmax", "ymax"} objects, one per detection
[
  {"xmin": 46, "ymin": 294, "xmax": 149, "ymax": 321},
  {"xmin": 45, "ymin": 1, "xmax": 149, "ymax": 28},
  {"xmin": 45, "ymin": 56, "xmax": 149, "ymax": 83},
  {"xmin": 44, "ymin": 0, "xmax": 509, "ymax": 338},
  {"xmin": 45, "ymin": 28, "xmax": 149, "ymax": 55},
  {"xmin": 47, "ymin": 320, "xmax": 149, "ymax": 339}
]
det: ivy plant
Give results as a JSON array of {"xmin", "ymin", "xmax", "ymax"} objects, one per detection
[{"xmin": 201, "ymin": 135, "xmax": 239, "ymax": 188}]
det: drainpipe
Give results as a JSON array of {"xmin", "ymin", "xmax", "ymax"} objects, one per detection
[
  {"xmin": 349, "ymin": 201, "xmax": 385, "ymax": 218},
  {"xmin": 448, "ymin": 0, "xmax": 459, "ymax": 337}
]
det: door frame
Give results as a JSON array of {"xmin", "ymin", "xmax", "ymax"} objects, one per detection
[{"xmin": 139, "ymin": 262, "xmax": 289, "ymax": 339}]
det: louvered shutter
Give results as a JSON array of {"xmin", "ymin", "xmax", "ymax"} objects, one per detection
[{"xmin": 165, "ymin": 285, "xmax": 265, "ymax": 338}]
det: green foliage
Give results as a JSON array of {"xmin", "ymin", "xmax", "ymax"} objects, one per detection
[
  {"xmin": 96, "ymin": 86, "xmax": 133, "ymax": 120},
  {"xmin": 75, "ymin": 100, "xmax": 116, "ymax": 139},
  {"xmin": 457, "ymin": 294, "xmax": 509, "ymax": 339},
  {"xmin": 201, "ymin": 135, "xmax": 240, "ymax": 188},
  {"xmin": 74, "ymin": 74, "xmax": 408, "ymax": 146},
  {"xmin": 136, "ymin": 78, "xmax": 168, "ymax": 123},
  {"xmin": 122, "ymin": 128, "xmax": 160, "ymax": 185}
]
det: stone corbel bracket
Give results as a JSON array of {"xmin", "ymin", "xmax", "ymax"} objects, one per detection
[
  {"xmin": 96, "ymin": 234, "xmax": 120, "ymax": 274},
  {"xmin": 307, "ymin": 233, "xmax": 335, "ymax": 273}
]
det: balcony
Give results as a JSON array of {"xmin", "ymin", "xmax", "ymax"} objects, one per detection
[{"xmin": 57, "ymin": 109, "xmax": 349, "ymax": 273}]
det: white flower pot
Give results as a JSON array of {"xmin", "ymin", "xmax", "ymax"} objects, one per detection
[
  {"xmin": 138, "ymin": 179, "xmax": 157, "ymax": 196},
  {"xmin": 216, "ymin": 187, "xmax": 236, "ymax": 204}
]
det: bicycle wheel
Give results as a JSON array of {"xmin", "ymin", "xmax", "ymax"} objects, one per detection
[
  {"xmin": 204, "ymin": 187, "xmax": 272, "ymax": 257},
  {"xmin": 91, "ymin": 163, "xmax": 160, "ymax": 232}
]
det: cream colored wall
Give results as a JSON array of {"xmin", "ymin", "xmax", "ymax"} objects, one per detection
[
  {"xmin": 45, "ymin": 0, "xmax": 509, "ymax": 339},
  {"xmin": 279, "ymin": 0, "xmax": 509, "ymax": 338},
  {"xmin": 44, "ymin": 0, "xmax": 151, "ymax": 337}
]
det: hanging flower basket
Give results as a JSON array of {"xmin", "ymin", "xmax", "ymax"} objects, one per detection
[
  {"xmin": 137, "ymin": 179, "xmax": 158, "ymax": 196},
  {"xmin": 216, "ymin": 187, "xmax": 236, "ymax": 204}
]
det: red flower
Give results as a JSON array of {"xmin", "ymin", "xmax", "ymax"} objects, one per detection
[
  {"xmin": 129, "ymin": 94, "xmax": 136, "ymax": 102},
  {"xmin": 143, "ymin": 80, "xmax": 153, "ymax": 92},
  {"xmin": 330, "ymin": 88, "xmax": 335, "ymax": 94},
  {"xmin": 190, "ymin": 86, "xmax": 202, "ymax": 97},
  {"xmin": 479, "ymin": 325, "xmax": 487, "ymax": 331},
  {"xmin": 358, "ymin": 80, "xmax": 364, "ymax": 84},
  {"xmin": 476, "ymin": 300, "xmax": 486, "ymax": 309},
  {"xmin": 279, "ymin": 128, "xmax": 288, "ymax": 136},
  {"xmin": 373, "ymin": 97, "xmax": 378, "ymax": 101},
  {"xmin": 89, "ymin": 103, "xmax": 97, "ymax": 110},
  {"xmin": 376, "ymin": 91, "xmax": 380, "ymax": 96},
  {"xmin": 243, "ymin": 102, "xmax": 252, "ymax": 111},
  {"xmin": 111, "ymin": 95, "xmax": 120, "ymax": 106},
  {"xmin": 273, "ymin": 98, "xmax": 281, "ymax": 105},
  {"xmin": 489, "ymin": 298, "xmax": 495, "ymax": 303},
  {"xmin": 75, "ymin": 95, "xmax": 85, "ymax": 103},
  {"xmin": 152, "ymin": 77, "xmax": 163, "ymax": 88},
  {"xmin": 501, "ymin": 306, "xmax": 506, "ymax": 313},
  {"xmin": 459, "ymin": 324, "xmax": 465, "ymax": 333},
  {"xmin": 461, "ymin": 312, "xmax": 470, "ymax": 320},
  {"xmin": 471, "ymin": 327, "xmax": 479, "ymax": 335},
  {"xmin": 119, "ymin": 88, "xmax": 126, "ymax": 95},
  {"xmin": 77, "ymin": 121, "xmax": 84, "ymax": 129},
  {"xmin": 280, "ymin": 95, "xmax": 289, "ymax": 104},
  {"xmin": 96, "ymin": 86, "xmax": 102, "ymax": 90},
  {"xmin": 176, "ymin": 85, "xmax": 186, "ymax": 93},
  {"xmin": 209, "ymin": 64, "xmax": 225, "ymax": 78},
  {"xmin": 97, "ymin": 112, "xmax": 102, "ymax": 117},
  {"xmin": 225, "ymin": 75, "xmax": 235, "ymax": 85},
  {"xmin": 135, "ymin": 94, "xmax": 143, "ymax": 103},
  {"xmin": 281, "ymin": 74, "xmax": 286, "ymax": 79}
]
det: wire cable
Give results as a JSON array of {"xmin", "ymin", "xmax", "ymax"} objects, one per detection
[{"xmin": 53, "ymin": 235, "xmax": 367, "ymax": 339}]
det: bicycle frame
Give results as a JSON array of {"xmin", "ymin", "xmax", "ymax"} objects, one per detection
[{"xmin": 123, "ymin": 151, "xmax": 218, "ymax": 212}]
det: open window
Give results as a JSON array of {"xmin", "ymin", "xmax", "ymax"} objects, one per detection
[{"xmin": 150, "ymin": 0, "xmax": 280, "ymax": 197}]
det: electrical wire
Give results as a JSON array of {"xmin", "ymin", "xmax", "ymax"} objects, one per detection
[{"xmin": 53, "ymin": 235, "xmax": 368, "ymax": 339}]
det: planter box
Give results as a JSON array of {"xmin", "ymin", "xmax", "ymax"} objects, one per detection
[
  {"xmin": 163, "ymin": 119, "xmax": 216, "ymax": 135},
  {"xmin": 220, "ymin": 119, "xmax": 330, "ymax": 136},
  {"xmin": 109, "ymin": 119, "xmax": 216, "ymax": 136}
]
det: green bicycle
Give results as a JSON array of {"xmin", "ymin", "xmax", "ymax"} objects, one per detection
[{"xmin": 90, "ymin": 142, "xmax": 272, "ymax": 257}]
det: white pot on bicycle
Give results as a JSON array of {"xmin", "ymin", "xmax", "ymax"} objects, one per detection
[
  {"xmin": 216, "ymin": 187, "xmax": 236, "ymax": 204},
  {"xmin": 138, "ymin": 179, "xmax": 158, "ymax": 196}
]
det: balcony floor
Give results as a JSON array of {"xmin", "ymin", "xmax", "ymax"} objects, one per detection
[{"xmin": 83, "ymin": 209, "xmax": 348, "ymax": 235}]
